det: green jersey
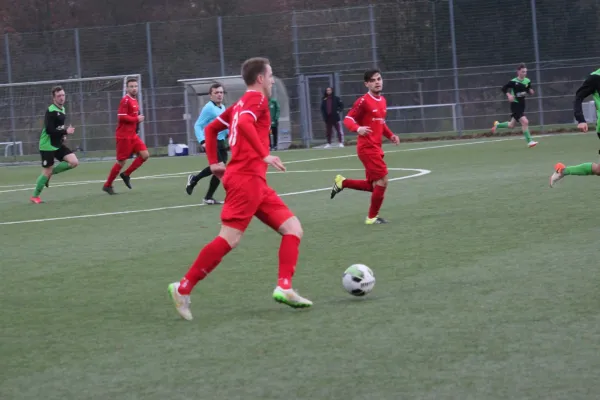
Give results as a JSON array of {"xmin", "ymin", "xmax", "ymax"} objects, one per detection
[
  {"xmin": 39, "ymin": 104, "xmax": 67, "ymax": 151},
  {"xmin": 574, "ymin": 68, "xmax": 600, "ymax": 124},
  {"xmin": 501, "ymin": 77, "xmax": 532, "ymax": 104}
]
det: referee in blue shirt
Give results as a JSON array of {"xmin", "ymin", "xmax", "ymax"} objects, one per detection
[{"xmin": 186, "ymin": 83, "xmax": 229, "ymax": 204}]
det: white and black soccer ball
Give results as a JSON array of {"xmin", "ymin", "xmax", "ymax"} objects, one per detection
[{"xmin": 342, "ymin": 264, "xmax": 375, "ymax": 296}]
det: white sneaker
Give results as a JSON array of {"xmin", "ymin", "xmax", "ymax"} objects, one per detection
[
  {"xmin": 528, "ymin": 141, "xmax": 538, "ymax": 148},
  {"xmin": 338, "ymin": 143, "xmax": 344, "ymax": 148},
  {"xmin": 168, "ymin": 282, "xmax": 193, "ymax": 320},
  {"xmin": 324, "ymin": 144, "xmax": 331, "ymax": 149},
  {"xmin": 272, "ymin": 286, "xmax": 313, "ymax": 308}
]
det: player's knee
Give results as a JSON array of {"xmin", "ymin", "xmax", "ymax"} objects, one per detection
[
  {"xmin": 593, "ymin": 163, "xmax": 600, "ymax": 175},
  {"xmin": 140, "ymin": 151, "xmax": 150, "ymax": 161},
  {"xmin": 279, "ymin": 216, "xmax": 303, "ymax": 240},
  {"xmin": 68, "ymin": 159, "xmax": 79, "ymax": 168},
  {"xmin": 374, "ymin": 176, "xmax": 388, "ymax": 188},
  {"xmin": 521, "ymin": 118, "xmax": 529, "ymax": 127},
  {"xmin": 117, "ymin": 160, "xmax": 126, "ymax": 167},
  {"xmin": 219, "ymin": 225, "xmax": 244, "ymax": 249},
  {"xmin": 508, "ymin": 121, "xmax": 516, "ymax": 128}
]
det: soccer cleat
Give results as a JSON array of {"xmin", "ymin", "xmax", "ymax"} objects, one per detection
[
  {"xmin": 120, "ymin": 172, "xmax": 132, "ymax": 189},
  {"xmin": 102, "ymin": 185, "xmax": 116, "ymax": 195},
  {"xmin": 338, "ymin": 143, "xmax": 344, "ymax": 148},
  {"xmin": 203, "ymin": 198, "xmax": 224, "ymax": 205},
  {"xmin": 168, "ymin": 282, "xmax": 193, "ymax": 321},
  {"xmin": 272, "ymin": 286, "xmax": 313, "ymax": 309},
  {"xmin": 30, "ymin": 196, "xmax": 42, "ymax": 204},
  {"xmin": 185, "ymin": 174, "xmax": 197, "ymax": 195},
  {"xmin": 365, "ymin": 216, "xmax": 388, "ymax": 225},
  {"xmin": 324, "ymin": 143, "xmax": 331, "ymax": 149},
  {"xmin": 491, "ymin": 121, "xmax": 499, "ymax": 134},
  {"xmin": 330, "ymin": 174, "xmax": 346, "ymax": 199},
  {"xmin": 528, "ymin": 141, "xmax": 538, "ymax": 148},
  {"xmin": 550, "ymin": 162, "xmax": 566, "ymax": 188}
]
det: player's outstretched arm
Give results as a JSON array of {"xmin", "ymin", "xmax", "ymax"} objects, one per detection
[{"xmin": 573, "ymin": 75, "xmax": 600, "ymax": 132}]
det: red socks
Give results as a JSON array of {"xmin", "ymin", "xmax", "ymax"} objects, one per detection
[
  {"xmin": 368, "ymin": 185, "xmax": 386, "ymax": 219},
  {"xmin": 177, "ymin": 234, "xmax": 300, "ymax": 295},
  {"xmin": 278, "ymin": 235, "xmax": 301, "ymax": 290},
  {"xmin": 104, "ymin": 163, "xmax": 122, "ymax": 187},
  {"xmin": 124, "ymin": 156, "xmax": 146, "ymax": 176},
  {"xmin": 178, "ymin": 236, "xmax": 232, "ymax": 295},
  {"xmin": 342, "ymin": 179, "xmax": 373, "ymax": 192}
]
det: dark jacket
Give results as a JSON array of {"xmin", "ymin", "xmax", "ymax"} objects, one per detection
[{"xmin": 321, "ymin": 92, "xmax": 344, "ymax": 123}]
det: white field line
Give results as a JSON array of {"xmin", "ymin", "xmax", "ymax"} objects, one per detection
[{"xmin": 0, "ymin": 168, "xmax": 430, "ymax": 225}]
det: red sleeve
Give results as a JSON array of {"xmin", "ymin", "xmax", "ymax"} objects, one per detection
[
  {"xmin": 117, "ymin": 98, "xmax": 137, "ymax": 123},
  {"xmin": 383, "ymin": 123, "xmax": 394, "ymax": 139},
  {"xmin": 237, "ymin": 113, "xmax": 269, "ymax": 159},
  {"xmin": 343, "ymin": 97, "xmax": 364, "ymax": 132},
  {"xmin": 205, "ymin": 106, "xmax": 232, "ymax": 165}
]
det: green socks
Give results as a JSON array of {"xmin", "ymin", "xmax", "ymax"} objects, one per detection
[
  {"xmin": 523, "ymin": 129, "xmax": 532, "ymax": 143},
  {"xmin": 33, "ymin": 175, "xmax": 49, "ymax": 197},
  {"xmin": 564, "ymin": 163, "xmax": 593, "ymax": 176},
  {"xmin": 496, "ymin": 122, "xmax": 509, "ymax": 128},
  {"xmin": 52, "ymin": 161, "xmax": 71, "ymax": 175}
]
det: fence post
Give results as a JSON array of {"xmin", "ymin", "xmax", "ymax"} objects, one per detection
[
  {"xmin": 5, "ymin": 34, "xmax": 17, "ymax": 158},
  {"xmin": 74, "ymin": 28, "xmax": 87, "ymax": 152},
  {"xmin": 292, "ymin": 11, "xmax": 300, "ymax": 76},
  {"xmin": 448, "ymin": 0, "xmax": 463, "ymax": 135},
  {"xmin": 531, "ymin": 0, "xmax": 544, "ymax": 134},
  {"xmin": 368, "ymin": 4, "xmax": 378, "ymax": 68},
  {"xmin": 217, "ymin": 17, "xmax": 226, "ymax": 76},
  {"xmin": 146, "ymin": 22, "xmax": 159, "ymax": 151}
]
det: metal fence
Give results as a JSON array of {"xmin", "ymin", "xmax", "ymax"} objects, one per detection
[{"xmin": 1, "ymin": 0, "xmax": 600, "ymax": 160}]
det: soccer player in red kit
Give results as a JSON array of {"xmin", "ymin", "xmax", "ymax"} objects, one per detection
[
  {"xmin": 102, "ymin": 77, "xmax": 148, "ymax": 194},
  {"xmin": 330, "ymin": 69, "xmax": 400, "ymax": 224},
  {"xmin": 167, "ymin": 58, "xmax": 312, "ymax": 321}
]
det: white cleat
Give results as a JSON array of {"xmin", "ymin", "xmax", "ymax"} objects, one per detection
[
  {"xmin": 549, "ymin": 163, "xmax": 566, "ymax": 188},
  {"xmin": 338, "ymin": 143, "xmax": 344, "ymax": 148},
  {"xmin": 528, "ymin": 141, "xmax": 538, "ymax": 148},
  {"xmin": 168, "ymin": 282, "xmax": 193, "ymax": 321},
  {"xmin": 272, "ymin": 286, "xmax": 313, "ymax": 308},
  {"xmin": 324, "ymin": 144, "xmax": 331, "ymax": 149}
]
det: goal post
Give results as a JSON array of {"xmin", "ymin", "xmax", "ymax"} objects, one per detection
[
  {"xmin": 386, "ymin": 103, "xmax": 457, "ymax": 135},
  {"xmin": 0, "ymin": 74, "xmax": 143, "ymax": 162}
]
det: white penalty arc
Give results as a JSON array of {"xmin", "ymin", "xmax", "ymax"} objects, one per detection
[{"xmin": 0, "ymin": 167, "xmax": 431, "ymax": 225}]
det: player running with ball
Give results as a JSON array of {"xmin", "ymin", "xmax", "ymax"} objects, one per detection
[
  {"xmin": 168, "ymin": 58, "xmax": 312, "ymax": 321},
  {"xmin": 330, "ymin": 69, "xmax": 400, "ymax": 224}
]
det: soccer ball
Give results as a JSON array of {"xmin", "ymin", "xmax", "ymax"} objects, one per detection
[{"xmin": 342, "ymin": 264, "xmax": 375, "ymax": 296}]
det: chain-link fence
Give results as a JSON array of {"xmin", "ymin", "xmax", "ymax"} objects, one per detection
[{"xmin": 1, "ymin": 0, "xmax": 600, "ymax": 161}]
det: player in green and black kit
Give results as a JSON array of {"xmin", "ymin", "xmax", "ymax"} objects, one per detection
[
  {"xmin": 491, "ymin": 63, "xmax": 538, "ymax": 148},
  {"xmin": 30, "ymin": 85, "xmax": 79, "ymax": 203},
  {"xmin": 550, "ymin": 69, "xmax": 600, "ymax": 187}
]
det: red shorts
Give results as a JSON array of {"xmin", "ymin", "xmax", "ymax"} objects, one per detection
[
  {"xmin": 358, "ymin": 150, "xmax": 388, "ymax": 182},
  {"xmin": 221, "ymin": 174, "xmax": 295, "ymax": 232},
  {"xmin": 116, "ymin": 136, "xmax": 147, "ymax": 161}
]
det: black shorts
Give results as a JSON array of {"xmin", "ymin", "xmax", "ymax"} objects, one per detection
[
  {"xmin": 40, "ymin": 146, "xmax": 72, "ymax": 168},
  {"xmin": 510, "ymin": 102, "xmax": 526, "ymax": 120},
  {"xmin": 217, "ymin": 140, "xmax": 228, "ymax": 164}
]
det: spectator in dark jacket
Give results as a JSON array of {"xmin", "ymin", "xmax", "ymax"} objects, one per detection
[{"xmin": 321, "ymin": 87, "xmax": 344, "ymax": 148}]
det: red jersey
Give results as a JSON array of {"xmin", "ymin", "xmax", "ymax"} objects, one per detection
[
  {"xmin": 115, "ymin": 94, "xmax": 140, "ymax": 138},
  {"xmin": 344, "ymin": 92, "xmax": 394, "ymax": 152},
  {"xmin": 204, "ymin": 90, "xmax": 271, "ymax": 180}
]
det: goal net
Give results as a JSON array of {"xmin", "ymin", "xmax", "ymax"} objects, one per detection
[
  {"xmin": 386, "ymin": 103, "xmax": 457, "ymax": 135},
  {"xmin": 0, "ymin": 74, "xmax": 143, "ymax": 163}
]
